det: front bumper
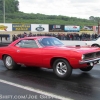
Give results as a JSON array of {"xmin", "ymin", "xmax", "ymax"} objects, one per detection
[{"xmin": 79, "ymin": 58, "xmax": 100, "ymax": 64}]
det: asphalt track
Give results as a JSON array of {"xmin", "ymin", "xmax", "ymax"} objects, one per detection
[
  {"xmin": 0, "ymin": 60, "xmax": 100, "ymax": 100},
  {"xmin": 0, "ymin": 41, "xmax": 100, "ymax": 100}
]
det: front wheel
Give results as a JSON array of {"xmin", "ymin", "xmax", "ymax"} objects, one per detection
[
  {"xmin": 3, "ymin": 55, "xmax": 20, "ymax": 70},
  {"xmin": 80, "ymin": 66, "xmax": 93, "ymax": 71},
  {"xmin": 53, "ymin": 59, "xmax": 72, "ymax": 79}
]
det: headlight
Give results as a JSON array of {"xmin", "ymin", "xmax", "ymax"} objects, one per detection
[{"xmin": 82, "ymin": 55, "xmax": 85, "ymax": 60}]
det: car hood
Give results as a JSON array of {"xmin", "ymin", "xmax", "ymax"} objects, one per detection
[{"xmin": 44, "ymin": 46, "xmax": 100, "ymax": 54}]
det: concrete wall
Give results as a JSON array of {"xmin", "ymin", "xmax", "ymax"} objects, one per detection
[{"xmin": 62, "ymin": 40, "xmax": 86, "ymax": 46}]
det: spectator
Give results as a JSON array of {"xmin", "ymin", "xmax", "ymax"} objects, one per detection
[{"xmin": 12, "ymin": 32, "xmax": 99, "ymax": 41}]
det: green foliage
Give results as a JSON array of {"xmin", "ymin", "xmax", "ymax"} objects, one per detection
[
  {"xmin": 0, "ymin": 12, "xmax": 99, "ymax": 26},
  {"xmin": 5, "ymin": 0, "xmax": 19, "ymax": 13},
  {"xmin": 0, "ymin": 0, "xmax": 19, "ymax": 13},
  {"xmin": 2, "ymin": 12, "xmax": 98, "ymax": 26},
  {"xmin": 0, "ymin": 0, "xmax": 99, "ymax": 26},
  {"xmin": 0, "ymin": 0, "xmax": 3, "ymax": 13}
]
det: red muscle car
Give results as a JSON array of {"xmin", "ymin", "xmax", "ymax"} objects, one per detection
[{"xmin": 0, "ymin": 36, "xmax": 100, "ymax": 79}]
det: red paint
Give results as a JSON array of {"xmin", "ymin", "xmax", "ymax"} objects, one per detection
[{"xmin": 0, "ymin": 36, "xmax": 100, "ymax": 69}]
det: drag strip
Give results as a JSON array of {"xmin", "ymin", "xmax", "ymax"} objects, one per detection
[
  {"xmin": 0, "ymin": 60, "xmax": 100, "ymax": 100},
  {"xmin": 0, "ymin": 82, "xmax": 46, "ymax": 100},
  {"xmin": 0, "ymin": 79, "xmax": 69, "ymax": 100}
]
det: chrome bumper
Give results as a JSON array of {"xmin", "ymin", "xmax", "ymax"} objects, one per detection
[{"xmin": 79, "ymin": 58, "xmax": 100, "ymax": 64}]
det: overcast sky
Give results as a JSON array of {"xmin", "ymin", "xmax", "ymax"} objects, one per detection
[{"xmin": 19, "ymin": 0, "xmax": 100, "ymax": 19}]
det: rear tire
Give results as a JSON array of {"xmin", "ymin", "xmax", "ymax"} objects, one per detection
[
  {"xmin": 3, "ymin": 55, "xmax": 20, "ymax": 70},
  {"xmin": 80, "ymin": 66, "xmax": 93, "ymax": 71},
  {"xmin": 53, "ymin": 59, "xmax": 72, "ymax": 79}
]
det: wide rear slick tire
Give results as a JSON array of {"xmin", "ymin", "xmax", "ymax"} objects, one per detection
[
  {"xmin": 80, "ymin": 66, "xmax": 93, "ymax": 71},
  {"xmin": 3, "ymin": 55, "xmax": 20, "ymax": 70},
  {"xmin": 53, "ymin": 59, "xmax": 72, "ymax": 79}
]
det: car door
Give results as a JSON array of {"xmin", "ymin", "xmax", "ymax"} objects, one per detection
[{"xmin": 13, "ymin": 39, "xmax": 43, "ymax": 66}]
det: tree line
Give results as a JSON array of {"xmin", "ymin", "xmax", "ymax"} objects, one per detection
[{"xmin": 0, "ymin": 0, "xmax": 100, "ymax": 26}]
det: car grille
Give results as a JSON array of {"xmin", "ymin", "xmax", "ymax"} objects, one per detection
[{"xmin": 84, "ymin": 51, "xmax": 100, "ymax": 60}]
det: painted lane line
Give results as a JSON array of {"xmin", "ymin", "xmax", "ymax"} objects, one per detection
[{"xmin": 0, "ymin": 79, "xmax": 73, "ymax": 100}]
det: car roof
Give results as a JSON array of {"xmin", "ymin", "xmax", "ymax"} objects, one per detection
[
  {"xmin": 20, "ymin": 36, "xmax": 51, "ymax": 40},
  {"xmin": 9, "ymin": 36, "xmax": 54, "ymax": 46}
]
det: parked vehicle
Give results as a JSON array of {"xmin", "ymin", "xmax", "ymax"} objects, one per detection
[{"xmin": 85, "ymin": 37, "xmax": 100, "ymax": 47}]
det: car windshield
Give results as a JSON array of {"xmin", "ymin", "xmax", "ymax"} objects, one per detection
[{"xmin": 38, "ymin": 37, "xmax": 64, "ymax": 47}]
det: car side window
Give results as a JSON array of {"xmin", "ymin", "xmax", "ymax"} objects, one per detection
[
  {"xmin": 16, "ymin": 39, "xmax": 38, "ymax": 48},
  {"xmin": 39, "ymin": 38, "xmax": 53, "ymax": 46}
]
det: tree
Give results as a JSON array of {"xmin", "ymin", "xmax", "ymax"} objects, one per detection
[
  {"xmin": 0, "ymin": 0, "xmax": 19, "ymax": 13},
  {"xmin": 0, "ymin": 0, "xmax": 3, "ymax": 13},
  {"xmin": 89, "ymin": 16, "xmax": 94, "ymax": 21}
]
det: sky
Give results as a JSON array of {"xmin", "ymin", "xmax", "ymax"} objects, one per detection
[{"xmin": 19, "ymin": 0, "xmax": 100, "ymax": 19}]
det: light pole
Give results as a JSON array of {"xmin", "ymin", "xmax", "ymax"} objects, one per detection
[
  {"xmin": 98, "ymin": 21, "xmax": 100, "ymax": 34},
  {"xmin": 3, "ymin": 0, "xmax": 5, "ymax": 23}
]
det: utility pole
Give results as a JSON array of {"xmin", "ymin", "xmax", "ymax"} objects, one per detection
[
  {"xmin": 3, "ymin": 0, "xmax": 5, "ymax": 23},
  {"xmin": 98, "ymin": 21, "xmax": 100, "ymax": 34}
]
